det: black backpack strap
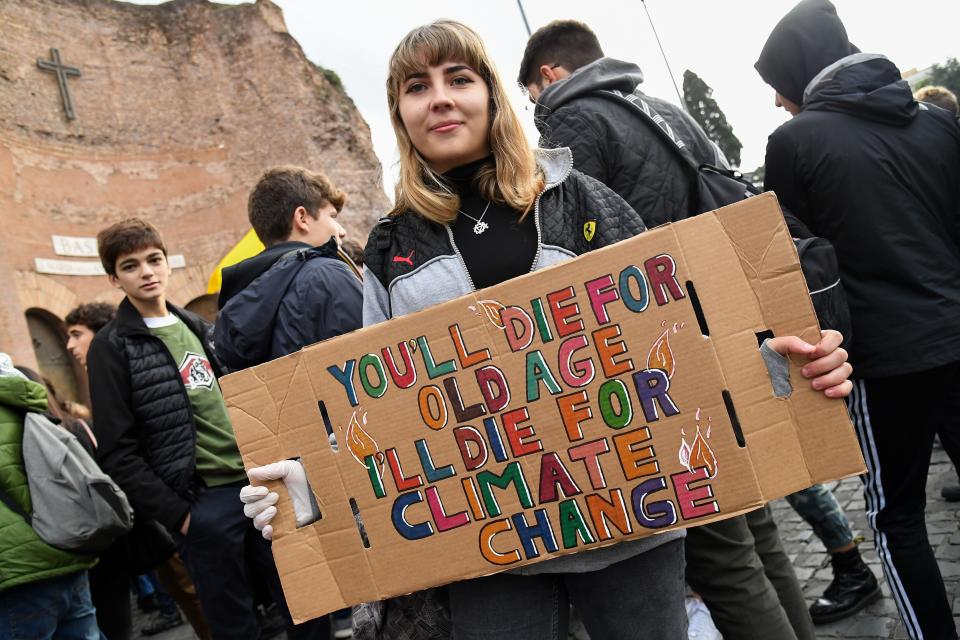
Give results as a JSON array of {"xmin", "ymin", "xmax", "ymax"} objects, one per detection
[
  {"xmin": 0, "ymin": 485, "xmax": 31, "ymax": 524},
  {"xmin": 595, "ymin": 89, "xmax": 701, "ymax": 170},
  {"xmin": 594, "ymin": 89, "xmax": 719, "ymax": 216}
]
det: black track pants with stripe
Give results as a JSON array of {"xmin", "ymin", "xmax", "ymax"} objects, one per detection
[{"xmin": 848, "ymin": 362, "xmax": 960, "ymax": 640}]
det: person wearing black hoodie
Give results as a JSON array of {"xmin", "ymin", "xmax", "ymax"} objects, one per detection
[{"xmin": 757, "ymin": 2, "xmax": 960, "ymax": 638}]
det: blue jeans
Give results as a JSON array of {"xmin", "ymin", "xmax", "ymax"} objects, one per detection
[
  {"xmin": 785, "ymin": 483, "xmax": 854, "ymax": 551},
  {"xmin": 448, "ymin": 538, "xmax": 687, "ymax": 640},
  {"xmin": 0, "ymin": 571, "xmax": 100, "ymax": 640},
  {"xmin": 133, "ymin": 571, "xmax": 177, "ymax": 616}
]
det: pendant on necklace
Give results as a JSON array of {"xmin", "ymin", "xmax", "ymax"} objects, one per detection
[{"xmin": 473, "ymin": 221, "xmax": 489, "ymax": 235}]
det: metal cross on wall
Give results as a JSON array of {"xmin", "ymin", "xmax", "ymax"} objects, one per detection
[{"xmin": 36, "ymin": 48, "xmax": 81, "ymax": 121}]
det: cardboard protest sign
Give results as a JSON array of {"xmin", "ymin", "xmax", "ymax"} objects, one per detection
[{"xmin": 222, "ymin": 193, "xmax": 865, "ymax": 622}]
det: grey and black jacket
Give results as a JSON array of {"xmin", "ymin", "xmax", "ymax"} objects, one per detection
[
  {"xmin": 87, "ymin": 299, "xmax": 222, "ymax": 532},
  {"xmin": 363, "ymin": 147, "xmax": 684, "ymax": 574},
  {"xmin": 532, "ymin": 57, "xmax": 726, "ymax": 228},
  {"xmin": 364, "ymin": 148, "xmax": 647, "ymax": 324}
]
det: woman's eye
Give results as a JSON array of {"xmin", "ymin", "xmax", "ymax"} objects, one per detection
[
  {"xmin": 405, "ymin": 82, "xmax": 426, "ymax": 94},
  {"xmin": 452, "ymin": 76, "xmax": 472, "ymax": 86}
]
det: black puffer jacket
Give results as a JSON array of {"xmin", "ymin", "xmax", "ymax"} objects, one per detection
[
  {"xmin": 533, "ymin": 57, "xmax": 724, "ymax": 228},
  {"xmin": 87, "ymin": 299, "xmax": 224, "ymax": 532},
  {"xmin": 216, "ymin": 238, "xmax": 362, "ymax": 369},
  {"xmin": 758, "ymin": 0, "xmax": 960, "ymax": 378}
]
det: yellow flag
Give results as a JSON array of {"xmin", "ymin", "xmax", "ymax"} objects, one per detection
[{"xmin": 206, "ymin": 229, "xmax": 265, "ymax": 294}]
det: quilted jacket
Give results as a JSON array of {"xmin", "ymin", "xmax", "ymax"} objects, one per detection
[
  {"xmin": 363, "ymin": 147, "xmax": 685, "ymax": 575},
  {"xmin": 87, "ymin": 299, "xmax": 224, "ymax": 532},
  {"xmin": 0, "ymin": 376, "xmax": 95, "ymax": 591},
  {"xmin": 533, "ymin": 57, "xmax": 725, "ymax": 228}
]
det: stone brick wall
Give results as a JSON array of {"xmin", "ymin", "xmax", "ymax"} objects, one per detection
[{"xmin": 0, "ymin": 0, "xmax": 388, "ymax": 370}]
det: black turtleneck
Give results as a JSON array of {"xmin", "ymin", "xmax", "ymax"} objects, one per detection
[{"xmin": 444, "ymin": 158, "xmax": 538, "ymax": 290}]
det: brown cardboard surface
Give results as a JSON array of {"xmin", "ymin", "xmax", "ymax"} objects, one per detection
[{"xmin": 222, "ymin": 193, "xmax": 866, "ymax": 622}]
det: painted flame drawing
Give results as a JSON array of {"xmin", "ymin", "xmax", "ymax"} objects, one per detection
[
  {"xmin": 468, "ymin": 299, "xmax": 506, "ymax": 329},
  {"xmin": 647, "ymin": 321, "xmax": 684, "ymax": 379},
  {"xmin": 679, "ymin": 408, "xmax": 718, "ymax": 479},
  {"xmin": 345, "ymin": 408, "xmax": 384, "ymax": 478}
]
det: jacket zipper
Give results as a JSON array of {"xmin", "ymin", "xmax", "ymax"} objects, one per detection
[
  {"xmin": 530, "ymin": 162, "xmax": 572, "ymax": 273},
  {"xmin": 445, "ymin": 161, "xmax": 573, "ymax": 290},
  {"xmin": 444, "ymin": 224, "xmax": 477, "ymax": 291}
]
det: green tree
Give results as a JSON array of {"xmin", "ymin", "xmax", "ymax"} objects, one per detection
[
  {"xmin": 928, "ymin": 57, "xmax": 960, "ymax": 98},
  {"xmin": 682, "ymin": 70, "xmax": 743, "ymax": 168},
  {"xmin": 742, "ymin": 165, "xmax": 765, "ymax": 191}
]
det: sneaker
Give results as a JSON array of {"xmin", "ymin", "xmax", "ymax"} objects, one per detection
[
  {"xmin": 810, "ymin": 556, "xmax": 881, "ymax": 624},
  {"xmin": 685, "ymin": 597, "xmax": 722, "ymax": 640},
  {"xmin": 941, "ymin": 485, "xmax": 960, "ymax": 502},
  {"xmin": 141, "ymin": 609, "xmax": 184, "ymax": 636}
]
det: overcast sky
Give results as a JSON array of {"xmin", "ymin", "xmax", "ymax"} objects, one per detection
[{"xmin": 134, "ymin": 0, "xmax": 958, "ymax": 193}]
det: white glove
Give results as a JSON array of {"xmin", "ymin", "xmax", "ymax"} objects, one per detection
[{"xmin": 239, "ymin": 460, "xmax": 317, "ymax": 540}]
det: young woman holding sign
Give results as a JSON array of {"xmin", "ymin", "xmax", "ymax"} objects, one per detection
[{"xmin": 240, "ymin": 20, "xmax": 853, "ymax": 640}]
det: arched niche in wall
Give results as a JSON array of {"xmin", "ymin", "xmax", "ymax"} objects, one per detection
[
  {"xmin": 185, "ymin": 293, "xmax": 218, "ymax": 324},
  {"xmin": 24, "ymin": 307, "xmax": 86, "ymax": 405}
]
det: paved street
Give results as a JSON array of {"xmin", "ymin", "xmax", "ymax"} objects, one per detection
[
  {"xmin": 137, "ymin": 446, "xmax": 960, "ymax": 640},
  {"xmin": 772, "ymin": 443, "xmax": 960, "ymax": 639}
]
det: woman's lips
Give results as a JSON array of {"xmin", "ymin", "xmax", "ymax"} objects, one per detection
[{"xmin": 431, "ymin": 121, "xmax": 462, "ymax": 133}]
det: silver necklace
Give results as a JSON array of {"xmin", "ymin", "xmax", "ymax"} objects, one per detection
[{"xmin": 457, "ymin": 201, "xmax": 492, "ymax": 235}]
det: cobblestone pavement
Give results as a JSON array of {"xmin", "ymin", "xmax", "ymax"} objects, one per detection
[
  {"xmin": 133, "ymin": 447, "xmax": 960, "ymax": 640},
  {"xmin": 771, "ymin": 444, "xmax": 960, "ymax": 639},
  {"xmin": 129, "ymin": 604, "xmax": 293, "ymax": 640}
]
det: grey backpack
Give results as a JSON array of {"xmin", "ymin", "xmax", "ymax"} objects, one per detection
[{"xmin": 0, "ymin": 413, "xmax": 134, "ymax": 553}]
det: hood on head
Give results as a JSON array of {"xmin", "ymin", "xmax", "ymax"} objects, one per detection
[
  {"xmin": 535, "ymin": 58, "xmax": 643, "ymax": 121},
  {"xmin": 755, "ymin": 0, "xmax": 858, "ymax": 106}
]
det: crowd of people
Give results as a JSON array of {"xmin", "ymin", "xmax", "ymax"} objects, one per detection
[{"xmin": 1, "ymin": 0, "xmax": 959, "ymax": 639}]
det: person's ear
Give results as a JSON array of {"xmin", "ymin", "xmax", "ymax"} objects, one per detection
[
  {"xmin": 539, "ymin": 64, "xmax": 561, "ymax": 85},
  {"xmin": 292, "ymin": 206, "xmax": 310, "ymax": 233},
  {"xmin": 108, "ymin": 273, "xmax": 120, "ymax": 289}
]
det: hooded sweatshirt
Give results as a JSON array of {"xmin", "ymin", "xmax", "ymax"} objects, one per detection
[
  {"xmin": 754, "ymin": 0, "xmax": 859, "ymax": 107},
  {"xmin": 758, "ymin": 0, "xmax": 960, "ymax": 378},
  {"xmin": 533, "ymin": 57, "xmax": 724, "ymax": 228},
  {"xmin": 215, "ymin": 238, "xmax": 362, "ymax": 369}
]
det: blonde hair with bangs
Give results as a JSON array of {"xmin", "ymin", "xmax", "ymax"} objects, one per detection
[{"xmin": 386, "ymin": 20, "xmax": 544, "ymax": 223}]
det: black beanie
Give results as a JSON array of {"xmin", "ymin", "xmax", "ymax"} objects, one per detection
[{"xmin": 755, "ymin": 0, "xmax": 858, "ymax": 106}]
